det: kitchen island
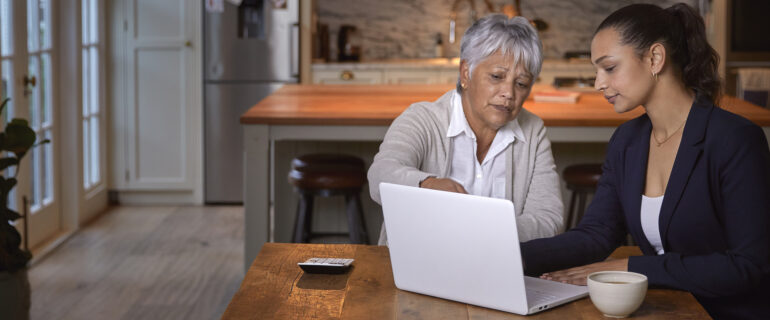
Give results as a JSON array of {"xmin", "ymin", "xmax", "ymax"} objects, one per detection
[{"xmin": 240, "ymin": 84, "xmax": 770, "ymax": 270}]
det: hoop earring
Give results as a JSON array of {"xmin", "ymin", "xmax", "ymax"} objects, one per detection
[{"xmin": 652, "ymin": 72, "xmax": 659, "ymax": 82}]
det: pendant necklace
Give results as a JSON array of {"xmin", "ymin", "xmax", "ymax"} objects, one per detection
[{"xmin": 652, "ymin": 120, "xmax": 686, "ymax": 147}]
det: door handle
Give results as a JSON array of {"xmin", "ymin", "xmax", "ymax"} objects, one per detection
[{"xmin": 23, "ymin": 75, "xmax": 36, "ymax": 87}]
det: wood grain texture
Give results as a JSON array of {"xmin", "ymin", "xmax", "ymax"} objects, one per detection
[
  {"xmin": 223, "ymin": 244, "xmax": 710, "ymax": 319},
  {"xmin": 240, "ymin": 84, "xmax": 770, "ymax": 127},
  {"xmin": 28, "ymin": 206, "xmax": 244, "ymax": 320}
]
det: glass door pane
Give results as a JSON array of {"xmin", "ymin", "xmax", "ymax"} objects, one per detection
[
  {"xmin": 27, "ymin": 55, "xmax": 40, "ymax": 206},
  {"xmin": 0, "ymin": 0, "xmax": 15, "ymax": 211},
  {"xmin": 1, "ymin": 0, "xmax": 13, "ymax": 121},
  {"xmin": 82, "ymin": 0, "xmax": 102, "ymax": 189},
  {"xmin": 27, "ymin": 0, "xmax": 54, "ymax": 210}
]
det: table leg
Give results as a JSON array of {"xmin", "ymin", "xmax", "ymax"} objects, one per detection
[{"xmin": 244, "ymin": 125, "xmax": 270, "ymax": 272}]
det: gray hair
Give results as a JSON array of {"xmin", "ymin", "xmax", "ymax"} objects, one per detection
[{"xmin": 456, "ymin": 14, "xmax": 543, "ymax": 94}]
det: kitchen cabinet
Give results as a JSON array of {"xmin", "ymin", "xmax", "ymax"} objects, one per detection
[
  {"xmin": 537, "ymin": 60, "xmax": 596, "ymax": 86},
  {"xmin": 312, "ymin": 60, "xmax": 457, "ymax": 85},
  {"xmin": 383, "ymin": 70, "xmax": 439, "ymax": 84},
  {"xmin": 437, "ymin": 70, "xmax": 460, "ymax": 85},
  {"xmin": 313, "ymin": 69, "xmax": 383, "ymax": 84},
  {"xmin": 311, "ymin": 59, "xmax": 594, "ymax": 86},
  {"xmin": 384, "ymin": 69, "xmax": 459, "ymax": 84}
]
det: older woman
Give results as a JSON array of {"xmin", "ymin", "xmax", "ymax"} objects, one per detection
[{"xmin": 368, "ymin": 14, "xmax": 563, "ymax": 245}]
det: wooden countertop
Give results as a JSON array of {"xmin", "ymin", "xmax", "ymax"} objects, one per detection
[
  {"xmin": 222, "ymin": 243, "xmax": 709, "ymax": 319},
  {"xmin": 240, "ymin": 84, "xmax": 770, "ymax": 127},
  {"xmin": 311, "ymin": 58, "xmax": 593, "ymax": 70}
]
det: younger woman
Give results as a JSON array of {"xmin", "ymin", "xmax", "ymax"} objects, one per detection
[{"xmin": 521, "ymin": 4, "xmax": 770, "ymax": 319}]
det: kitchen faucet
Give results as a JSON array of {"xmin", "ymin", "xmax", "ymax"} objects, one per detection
[{"xmin": 449, "ymin": 0, "xmax": 495, "ymax": 44}]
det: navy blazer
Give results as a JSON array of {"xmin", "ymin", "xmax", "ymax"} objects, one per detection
[{"xmin": 522, "ymin": 96, "xmax": 770, "ymax": 319}]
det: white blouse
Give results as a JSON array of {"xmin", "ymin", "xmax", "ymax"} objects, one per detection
[
  {"xmin": 640, "ymin": 195, "xmax": 665, "ymax": 255},
  {"xmin": 446, "ymin": 91, "xmax": 524, "ymax": 198}
]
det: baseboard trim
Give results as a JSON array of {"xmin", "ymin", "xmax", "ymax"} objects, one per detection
[{"xmin": 28, "ymin": 229, "xmax": 77, "ymax": 267}]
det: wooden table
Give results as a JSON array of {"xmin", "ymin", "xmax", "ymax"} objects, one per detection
[
  {"xmin": 239, "ymin": 84, "xmax": 770, "ymax": 271},
  {"xmin": 222, "ymin": 243, "xmax": 710, "ymax": 319}
]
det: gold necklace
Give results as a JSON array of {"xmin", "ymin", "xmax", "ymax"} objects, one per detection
[{"xmin": 652, "ymin": 120, "xmax": 686, "ymax": 147}]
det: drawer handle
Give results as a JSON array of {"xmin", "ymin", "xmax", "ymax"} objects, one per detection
[{"xmin": 340, "ymin": 70, "xmax": 354, "ymax": 81}]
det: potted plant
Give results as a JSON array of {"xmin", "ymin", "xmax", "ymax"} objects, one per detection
[{"xmin": 0, "ymin": 97, "xmax": 49, "ymax": 320}]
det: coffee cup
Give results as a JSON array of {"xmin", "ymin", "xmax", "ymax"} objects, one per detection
[{"xmin": 587, "ymin": 271, "xmax": 648, "ymax": 318}]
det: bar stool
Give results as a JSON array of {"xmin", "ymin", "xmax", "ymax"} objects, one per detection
[
  {"xmin": 563, "ymin": 163, "xmax": 603, "ymax": 230},
  {"xmin": 288, "ymin": 154, "xmax": 369, "ymax": 244}
]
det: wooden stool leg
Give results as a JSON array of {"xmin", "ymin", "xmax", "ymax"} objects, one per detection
[
  {"xmin": 345, "ymin": 191, "xmax": 368, "ymax": 244},
  {"xmin": 576, "ymin": 191, "xmax": 587, "ymax": 227},
  {"xmin": 292, "ymin": 192, "xmax": 314, "ymax": 243},
  {"xmin": 566, "ymin": 190, "xmax": 578, "ymax": 230},
  {"xmin": 354, "ymin": 193, "xmax": 369, "ymax": 244}
]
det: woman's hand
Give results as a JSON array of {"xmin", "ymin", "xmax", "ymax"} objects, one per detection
[
  {"xmin": 540, "ymin": 258, "xmax": 629, "ymax": 285},
  {"xmin": 419, "ymin": 177, "xmax": 468, "ymax": 194}
]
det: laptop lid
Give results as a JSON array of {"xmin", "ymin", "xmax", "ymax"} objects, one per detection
[{"xmin": 380, "ymin": 182, "xmax": 530, "ymax": 314}]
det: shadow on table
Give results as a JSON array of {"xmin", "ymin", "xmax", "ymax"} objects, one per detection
[{"xmin": 295, "ymin": 267, "xmax": 353, "ymax": 290}]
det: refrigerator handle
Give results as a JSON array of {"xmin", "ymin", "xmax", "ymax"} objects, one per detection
[{"xmin": 291, "ymin": 22, "xmax": 300, "ymax": 80}]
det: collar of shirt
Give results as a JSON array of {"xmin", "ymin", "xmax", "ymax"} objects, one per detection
[{"xmin": 446, "ymin": 90, "xmax": 526, "ymax": 144}]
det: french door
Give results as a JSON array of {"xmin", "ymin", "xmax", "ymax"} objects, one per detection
[{"xmin": 0, "ymin": 0, "xmax": 60, "ymax": 249}]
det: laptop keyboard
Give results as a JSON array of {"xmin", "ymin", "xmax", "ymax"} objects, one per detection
[{"xmin": 526, "ymin": 288, "xmax": 559, "ymax": 306}]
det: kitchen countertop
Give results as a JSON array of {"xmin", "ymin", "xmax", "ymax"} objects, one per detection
[
  {"xmin": 312, "ymin": 58, "xmax": 594, "ymax": 71},
  {"xmin": 240, "ymin": 84, "xmax": 770, "ymax": 127}
]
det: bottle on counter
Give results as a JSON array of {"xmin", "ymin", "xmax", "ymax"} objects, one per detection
[{"xmin": 435, "ymin": 33, "xmax": 444, "ymax": 58}]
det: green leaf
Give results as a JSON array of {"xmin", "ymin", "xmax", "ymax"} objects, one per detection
[
  {"xmin": 0, "ymin": 177, "xmax": 17, "ymax": 195},
  {"xmin": 9, "ymin": 118, "xmax": 28, "ymax": 127},
  {"xmin": 0, "ymin": 157, "xmax": 18, "ymax": 171},
  {"xmin": 1, "ymin": 207, "xmax": 21, "ymax": 221},
  {"xmin": 0, "ymin": 98, "xmax": 8, "ymax": 116},
  {"xmin": 33, "ymin": 139, "xmax": 51, "ymax": 148},
  {"xmin": 3, "ymin": 121, "xmax": 36, "ymax": 155}
]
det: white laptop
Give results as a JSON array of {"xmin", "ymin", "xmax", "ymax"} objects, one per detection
[{"xmin": 379, "ymin": 182, "xmax": 588, "ymax": 315}]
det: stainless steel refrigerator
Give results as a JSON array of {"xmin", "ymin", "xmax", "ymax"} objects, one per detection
[{"xmin": 204, "ymin": 0, "xmax": 299, "ymax": 203}]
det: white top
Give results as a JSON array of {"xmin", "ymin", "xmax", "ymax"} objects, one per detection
[
  {"xmin": 640, "ymin": 195, "xmax": 665, "ymax": 255},
  {"xmin": 446, "ymin": 91, "xmax": 524, "ymax": 198}
]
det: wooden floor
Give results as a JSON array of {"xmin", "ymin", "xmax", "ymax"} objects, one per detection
[{"xmin": 28, "ymin": 206, "xmax": 245, "ymax": 320}]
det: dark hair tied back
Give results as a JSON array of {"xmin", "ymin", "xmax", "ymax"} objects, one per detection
[{"xmin": 596, "ymin": 3, "xmax": 722, "ymax": 105}]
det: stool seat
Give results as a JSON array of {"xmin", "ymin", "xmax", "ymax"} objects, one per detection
[
  {"xmin": 288, "ymin": 153, "xmax": 369, "ymax": 244},
  {"xmin": 563, "ymin": 164, "xmax": 603, "ymax": 188},
  {"xmin": 562, "ymin": 163, "xmax": 633, "ymax": 245},
  {"xmin": 289, "ymin": 154, "xmax": 366, "ymax": 190},
  {"xmin": 563, "ymin": 163, "xmax": 603, "ymax": 230}
]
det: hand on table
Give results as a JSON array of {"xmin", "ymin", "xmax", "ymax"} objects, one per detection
[
  {"xmin": 540, "ymin": 258, "xmax": 629, "ymax": 286},
  {"xmin": 419, "ymin": 177, "xmax": 468, "ymax": 194}
]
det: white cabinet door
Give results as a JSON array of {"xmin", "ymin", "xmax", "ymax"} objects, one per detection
[
  {"xmin": 384, "ymin": 70, "xmax": 438, "ymax": 84},
  {"xmin": 111, "ymin": 0, "xmax": 202, "ymax": 199},
  {"xmin": 313, "ymin": 69, "xmax": 383, "ymax": 84},
  {"xmin": 538, "ymin": 62, "xmax": 596, "ymax": 86},
  {"xmin": 437, "ymin": 69, "xmax": 459, "ymax": 85}
]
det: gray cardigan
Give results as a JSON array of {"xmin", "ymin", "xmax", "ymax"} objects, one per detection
[{"xmin": 369, "ymin": 90, "xmax": 564, "ymax": 245}]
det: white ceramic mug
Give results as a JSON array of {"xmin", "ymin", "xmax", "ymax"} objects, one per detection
[{"xmin": 587, "ymin": 271, "xmax": 648, "ymax": 318}]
